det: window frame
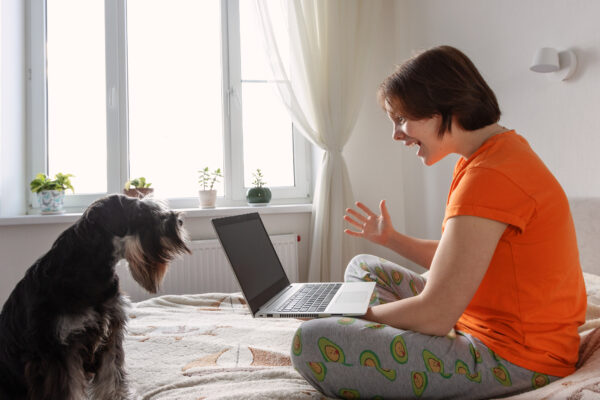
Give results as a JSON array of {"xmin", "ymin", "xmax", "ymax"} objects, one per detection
[{"xmin": 27, "ymin": 0, "xmax": 311, "ymax": 213}]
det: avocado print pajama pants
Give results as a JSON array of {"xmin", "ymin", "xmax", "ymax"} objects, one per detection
[{"xmin": 291, "ymin": 254, "xmax": 558, "ymax": 399}]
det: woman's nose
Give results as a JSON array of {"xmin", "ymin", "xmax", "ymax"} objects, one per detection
[{"xmin": 393, "ymin": 127, "xmax": 406, "ymax": 141}]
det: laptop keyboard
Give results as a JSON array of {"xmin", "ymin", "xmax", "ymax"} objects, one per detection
[{"xmin": 277, "ymin": 283, "xmax": 342, "ymax": 313}]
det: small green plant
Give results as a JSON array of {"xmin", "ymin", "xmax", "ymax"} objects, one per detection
[
  {"xmin": 125, "ymin": 177, "xmax": 152, "ymax": 190},
  {"xmin": 198, "ymin": 167, "xmax": 223, "ymax": 191},
  {"xmin": 251, "ymin": 169, "xmax": 267, "ymax": 188},
  {"xmin": 30, "ymin": 173, "xmax": 74, "ymax": 193},
  {"xmin": 246, "ymin": 168, "xmax": 271, "ymax": 205}
]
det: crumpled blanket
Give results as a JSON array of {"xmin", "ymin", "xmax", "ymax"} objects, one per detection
[{"xmin": 577, "ymin": 327, "xmax": 600, "ymax": 369}]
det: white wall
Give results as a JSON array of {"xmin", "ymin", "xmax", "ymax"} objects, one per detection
[
  {"xmin": 343, "ymin": 0, "xmax": 406, "ymax": 269},
  {"xmin": 405, "ymin": 0, "xmax": 600, "ymax": 195},
  {"xmin": 345, "ymin": 0, "xmax": 600, "ymax": 272}
]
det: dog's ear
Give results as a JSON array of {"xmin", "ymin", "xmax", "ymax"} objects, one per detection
[{"xmin": 82, "ymin": 194, "xmax": 136, "ymax": 237}]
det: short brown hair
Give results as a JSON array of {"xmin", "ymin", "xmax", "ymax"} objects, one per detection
[{"xmin": 377, "ymin": 45, "xmax": 501, "ymax": 136}]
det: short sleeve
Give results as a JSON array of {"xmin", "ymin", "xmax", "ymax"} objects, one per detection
[{"xmin": 444, "ymin": 166, "xmax": 536, "ymax": 232}]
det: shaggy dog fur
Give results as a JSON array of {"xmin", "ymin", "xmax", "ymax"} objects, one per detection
[{"xmin": 0, "ymin": 194, "xmax": 190, "ymax": 399}]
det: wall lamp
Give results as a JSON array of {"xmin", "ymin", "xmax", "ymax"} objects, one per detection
[
  {"xmin": 530, "ymin": 47, "xmax": 577, "ymax": 81},
  {"xmin": 529, "ymin": 47, "xmax": 577, "ymax": 81}
]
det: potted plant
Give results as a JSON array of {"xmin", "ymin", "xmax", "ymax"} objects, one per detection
[
  {"xmin": 198, "ymin": 167, "xmax": 222, "ymax": 208},
  {"xmin": 246, "ymin": 169, "xmax": 272, "ymax": 206},
  {"xmin": 30, "ymin": 172, "xmax": 74, "ymax": 214},
  {"xmin": 124, "ymin": 177, "xmax": 154, "ymax": 198}
]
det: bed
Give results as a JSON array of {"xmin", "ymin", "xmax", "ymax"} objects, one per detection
[{"xmin": 124, "ymin": 198, "xmax": 600, "ymax": 399}]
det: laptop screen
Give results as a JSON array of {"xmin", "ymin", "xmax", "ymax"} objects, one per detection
[{"xmin": 211, "ymin": 213, "xmax": 290, "ymax": 314}]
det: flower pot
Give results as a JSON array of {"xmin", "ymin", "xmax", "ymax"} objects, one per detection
[
  {"xmin": 123, "ymin": 188, "xmax": 154, "ymax": 199},
  {"xmin": 246, "ymin": 187, "xmax": 272, "ymax": 206},
  {"xmin": 37, "ymin": 190, "xmax": 66, "ymax": 214},
  {"xmin": 198, "ymin": 189, "xmax": 217, "ymax": 208}
]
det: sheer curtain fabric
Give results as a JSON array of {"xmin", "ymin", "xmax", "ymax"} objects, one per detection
[{"xmin": 253, "ymin": 0, "xmax": 378, "ymax": 281}]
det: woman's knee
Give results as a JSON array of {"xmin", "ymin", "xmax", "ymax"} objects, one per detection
[{"xmin": 344, "ymin": 254, "xmax": 379, "ymax": 281}]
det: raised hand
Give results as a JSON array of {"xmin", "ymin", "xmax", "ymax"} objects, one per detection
[{"xmin": 344, "ymin": 200, "xmax": 395, "ymax": 247}]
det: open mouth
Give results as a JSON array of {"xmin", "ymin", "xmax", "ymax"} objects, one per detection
[{"xmin": 405, "ymin": 139, "xmax": 421, "ymax": 148}]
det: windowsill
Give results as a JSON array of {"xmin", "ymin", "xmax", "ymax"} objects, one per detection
[{"xmin": 0, "ymin": 203, "xmax": 313, "ymax": 226}]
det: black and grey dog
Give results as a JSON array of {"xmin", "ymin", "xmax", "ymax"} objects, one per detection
[{"xmin": 0, "ymin": 194, "xmax": 190, "ymax": 399}]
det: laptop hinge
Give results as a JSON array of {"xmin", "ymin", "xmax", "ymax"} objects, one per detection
[{"xmin": 260, "ymin": 285, "xmax": 294, "ymax": 312}]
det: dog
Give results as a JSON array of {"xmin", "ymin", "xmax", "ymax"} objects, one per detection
[{"xmin": 0, "ymin": 194, "xmax": 190, "ymax": 399}]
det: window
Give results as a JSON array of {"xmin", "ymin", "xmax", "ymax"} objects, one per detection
[
  {"xmin": 238, "ymin": 0, "xmax": 294, "ymax": 188},
  {"xmin": 28, "ymin": 0, "xmax": 311, "ymax": 211},
  {"xmin": 46, "ymin": 0, "xmax": 107, "ymax": 195},
  {"xmin": 126, "ymin": 0, "xmax": 225, "ymax": 199}
]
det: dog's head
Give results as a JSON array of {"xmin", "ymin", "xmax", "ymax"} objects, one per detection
[{"xmin": 82, "ymin": 194, "xmax": 190, "ymax": 293}]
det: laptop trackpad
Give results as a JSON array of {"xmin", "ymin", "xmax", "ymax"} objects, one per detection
[
  {"xmin": 336, "ymin": 290, "xmax": 369, "ymax": 304},
  {"xmin": 327, "ymin": 282, "xmax": 375, "ymax": 315}
]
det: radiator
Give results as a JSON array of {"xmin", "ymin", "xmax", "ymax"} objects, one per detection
[{"xmin": 116, "ymin": 234, "xmax": 299, "ymax": 302}]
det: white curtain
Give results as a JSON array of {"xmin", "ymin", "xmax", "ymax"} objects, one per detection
[{"xmin": 254, "ymin": 0, "xmax": 378, "ymax": 282}]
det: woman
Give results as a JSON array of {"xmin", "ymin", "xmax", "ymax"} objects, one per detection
[{"xmin": 291, "ymin": 46, "xmax": 586, "ymax": 399}]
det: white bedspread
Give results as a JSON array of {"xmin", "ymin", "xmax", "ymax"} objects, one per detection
[
  {"xmin": 125, "ymin": 272, "xmax": 600, "ymax": 400},
  {"xmin": 125, "ymin": 293, "xmax": 314, "ymax": 399}
]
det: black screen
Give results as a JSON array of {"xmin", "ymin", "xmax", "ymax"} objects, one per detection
[{"xmin": 211, "ymin": 213, "xmax": 289, "ymax": 314}]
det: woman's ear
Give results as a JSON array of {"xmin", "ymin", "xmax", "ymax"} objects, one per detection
[
  {"xmin": 446, "ymin": 114, "xmax": 465, "ymax": 136},
  {"xmin": 430, "ymin": 113, "xmax": 449, "ymax": 137}
]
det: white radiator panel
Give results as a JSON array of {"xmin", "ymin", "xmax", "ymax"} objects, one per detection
[{"xmin": 116, "ymin": 234, "xmax": 298, "ymax": 302}]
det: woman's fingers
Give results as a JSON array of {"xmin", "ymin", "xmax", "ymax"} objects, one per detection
[
  {"xmin": 346, "ymin": 207, "xmax": 368, "ymax": 223},
  {"xmin": 356, "ymin": 201, "xmax": 377, "ymax": 217},
  {"xmin": 380, "ymin": 199, "xmax": 391, "ymax": 220},
  {"xmin": 344, "ymin": 228, "xmax": 363, "ymax": 237},
  {"xmin": 344, "ymin": 214, "xmax": 364, "ymax": 229}
]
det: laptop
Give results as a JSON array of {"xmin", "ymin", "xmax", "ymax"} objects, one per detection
[{"xmin": 211, "ymin": 212, "xmax": 375, "ymax": 318}]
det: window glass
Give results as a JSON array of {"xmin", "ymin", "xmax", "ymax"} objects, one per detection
[
  {"xmin": 127, "ymin": 0, "xmax": 224, "ymax": 198},
  {"xmin": 239, "ymin": 0, "xmax": 294, "ymax": 188},
  {"xmin": 241, "ymin": 82, "xmax": 294, "ymax": 187},
  {"xmin": 47, "ymin": 0, "xmax": 107, "ymax": 194}
]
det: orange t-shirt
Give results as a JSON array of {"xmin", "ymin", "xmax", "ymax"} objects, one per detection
[{"xmin": 443, "ymin": 130, "xmax": 586, "ymax": 377}]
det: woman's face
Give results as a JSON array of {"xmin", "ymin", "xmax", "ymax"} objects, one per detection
[{"xmin": 385, "ymin": 97, "xmax": 450, "ymax": 166}]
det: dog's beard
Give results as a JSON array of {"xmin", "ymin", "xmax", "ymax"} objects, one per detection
[
  {"xmin": 103, "ymin": 197, "xmax": 190, "ymax": 294},
  {"xmin": 123, "ymin": 235, "xmax": 167, "ymax": 293}
]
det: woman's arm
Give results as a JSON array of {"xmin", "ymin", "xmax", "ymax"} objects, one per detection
[
  {"xmin": 363, "ymin": 215, "xmax": 508, "ymax": 336},
  {"xmin": 384, "ymin": 230, "xmax": 439, "ymax": 270},
  {"xmin": 344, "ymin": 200, "xmax": 438, "ymax": 269}
]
